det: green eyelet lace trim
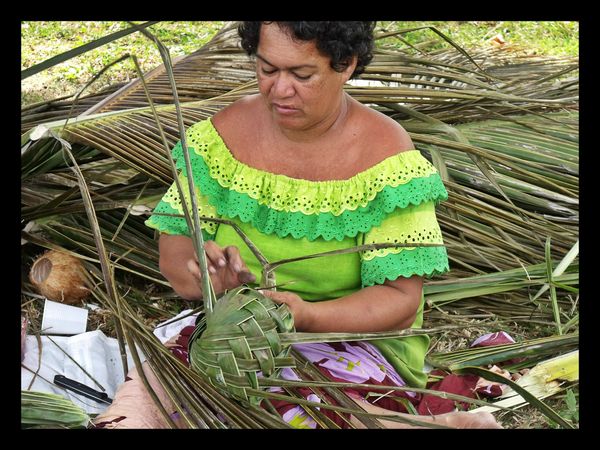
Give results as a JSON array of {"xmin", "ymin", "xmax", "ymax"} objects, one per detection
[
  {"xmin": 144, "ymin": 196, "xmax": 216, "ymax": 241},
  {"xmin": 361, "ymin": 246, "xmax": 449, "ymax": 287},
  {"xmin": 167, "ymin": 120, "xmax": 448, "ymax": 241},
  {"xmin": 175, "ymin": 149, "xmax": 447, "ymax": 241},
  {"xmin": 180, "ymin": 119, "xmax": 446, "ymax": 215}
]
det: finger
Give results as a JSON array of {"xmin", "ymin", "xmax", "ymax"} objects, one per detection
[
  {"xmin": 260, "ymin": 289, "xmax": 283, "ymax": 303},
  {"xmin": 237, "ymin": 270, "xmax": 256, "ymax": 284},
  {"xmin": 203, "ymin": 241, "xmax": 226, "ymax": 271},
  {"xmin": 261, "ymin": 289, "xmax": 275, "ymax": 301},
  {"xmin": 224, "ymin": 246, "xmax": 245, "ymax": 273},
  {"xmin": 186, "ymin": 259, "xmax": 201, "ymax": 278}
]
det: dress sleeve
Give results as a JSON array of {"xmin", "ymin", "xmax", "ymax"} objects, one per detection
[
  {"xmin": 145, "ymin": 143, "xmax": 219, "ymax": 241},
  {"xmin": 360, "ymin": 199, "xmax": 449, "ymax": 287}
]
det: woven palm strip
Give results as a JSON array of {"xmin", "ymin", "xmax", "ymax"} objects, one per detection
[{"xmin": 189, "ymin": 286, "xmax": 295, "ymax": 405}]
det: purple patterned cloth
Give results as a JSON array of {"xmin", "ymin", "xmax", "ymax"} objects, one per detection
[{"xmin": 266, "ymin": 341, "xmax": 415, "ymax": 428}]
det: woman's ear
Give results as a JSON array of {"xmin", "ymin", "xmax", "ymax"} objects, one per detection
[{"xmin": 342, "ymin": 55, "xmax": 358, "ymax": 82}]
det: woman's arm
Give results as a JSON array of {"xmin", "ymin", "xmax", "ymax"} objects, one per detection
[
  {"xmin": 158, "ymin": 234, "xmax": 204, "ymax": 300},
  {"xmin": 262, "ymin": 275, "xmax": 423, "ymax": 333}
]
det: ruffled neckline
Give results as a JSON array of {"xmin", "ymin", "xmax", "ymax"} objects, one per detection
[
  {"xmin": 165, "ymin": 119, "xmax": 448, "ymax": 241},
  {"xmin": 205, "ymin": 117, "xmax": 422, "ymax": 185}
]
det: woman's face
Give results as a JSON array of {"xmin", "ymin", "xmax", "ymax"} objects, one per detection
[{"xmin": 256, "ymin": 23, "xmax": 355, "ymax": 132}]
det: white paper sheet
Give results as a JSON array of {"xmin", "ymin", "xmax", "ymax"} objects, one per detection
[{"xmin": 21, "ymin": 330, "xmax": 145, "ymax": 415}]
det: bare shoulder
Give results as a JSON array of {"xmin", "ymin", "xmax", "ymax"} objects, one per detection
[
  {"xmin": 209, "ymin": 94, "xmax": 265, "ymax": 155},
  {"xmin": 353, "ymin": 101, "xmax": 415, "ymax": 155},
  {"xmin": 212, "ymin": 94, "xmax": 262, "ymax": 132}
]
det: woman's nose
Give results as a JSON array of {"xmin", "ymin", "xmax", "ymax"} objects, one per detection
[{"xmin": 272, "ymin": 72, "xmax": 295, "ymax": 98}]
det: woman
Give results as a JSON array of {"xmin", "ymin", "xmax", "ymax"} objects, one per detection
[{"xmin": 96, "ymin": 21, "xmax": 501, "ymax": 429}]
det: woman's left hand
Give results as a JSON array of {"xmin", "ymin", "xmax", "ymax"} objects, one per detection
[{"xmin": 261, "ymin": 289, "xmax": 312, "ymax": 331}]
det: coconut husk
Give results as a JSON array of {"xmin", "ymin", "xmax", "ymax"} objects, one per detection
[{"xmin": 29, "ymin": 250, "xmax": 90, "ymax": 305}]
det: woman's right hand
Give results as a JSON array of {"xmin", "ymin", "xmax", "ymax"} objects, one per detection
[{"xmin": 186, "ymin": 241, "xmax": 256, "ymax": 295}]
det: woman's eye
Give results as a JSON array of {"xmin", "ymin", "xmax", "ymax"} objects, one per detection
[
  {"xmin": 261, "ymin": 67, "xmax": 276, "ymax": 75},
  {"xmin": 260, "ymin": 66, "xmax": 311, "ymax": 80}
]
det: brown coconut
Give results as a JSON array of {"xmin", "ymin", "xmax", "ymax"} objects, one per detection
[{"xmin": 29, "ymin": 250, "xmax": 90, "ymax": 305}]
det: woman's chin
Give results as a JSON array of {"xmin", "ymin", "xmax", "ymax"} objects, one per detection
[{"xmin": 272, "ymin": 113, "xmax": 304, "ymax": 129}]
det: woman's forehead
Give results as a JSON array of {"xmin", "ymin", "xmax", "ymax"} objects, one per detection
[{"xmin": 257, "ymin": 23, "xmax": 328, "ymax": 67}]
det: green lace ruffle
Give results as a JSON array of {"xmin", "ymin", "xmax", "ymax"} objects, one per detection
[
  {"xmin": 360, "ymin": 200, "xmax": 445, "ymax": 261},
  {"xmin": 361, "ymin": 246, "xmax": 449, "ymax": 286},
  {"xmin": 181, "ymin": 120, "xmax": 445, "ymax": 215},
  {"xmin": 169, "ymin": 120, "xmax": 448, "ymax": 241},
  {"xmin": 144, "ymin": 196, "xmax": 216, "ymax": 242}
]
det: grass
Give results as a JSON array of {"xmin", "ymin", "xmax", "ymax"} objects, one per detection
[
  {"xmin": 21, "ymin": 21, "xmax": 578, "ymax": 107},
  {"xmin": 378, "ymin": 21, "xmax": 579, "ymax": 57},
  {"xmin": 498, "ymin": 388, "xmax": 579, "ymax": 429},
  {"xmin": 21, "ymin": 21, "xmax": 225, "ymax": 105}
]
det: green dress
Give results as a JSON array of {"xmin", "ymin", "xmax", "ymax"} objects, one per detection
[{"xmin": 145, "ymin": 118, "xmax": 449, "ymax": 388}]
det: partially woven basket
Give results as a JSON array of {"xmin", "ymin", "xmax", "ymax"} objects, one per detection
[{"xmin": 188, "ymin": 286, "xmax": 296, "ymax": 405}]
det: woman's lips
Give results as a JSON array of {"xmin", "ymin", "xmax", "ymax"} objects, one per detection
[{"xmin": 273, "ymin": 103, "xmax": 299, "ymax": 115}]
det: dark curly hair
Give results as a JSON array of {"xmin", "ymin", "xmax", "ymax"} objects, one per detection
[{"xmin": 238, "ymin": 21, "xmax": 375, "ymax": 79}]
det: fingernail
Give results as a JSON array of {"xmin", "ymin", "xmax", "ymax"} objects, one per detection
[
  {"xmin": 209, "ymin": 266, "xmax": 216, "ymax": 274},
  {"xmin": 233, "ymin": 263, "xmax": 242, "ymax": 272},
  {"xmin": 218, "ymin": 258, "xmax": 226, "ymax": 267},
  {"xmin": 239, "ymin": 271, "xmax": 256, "ymax": 283}
]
